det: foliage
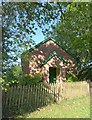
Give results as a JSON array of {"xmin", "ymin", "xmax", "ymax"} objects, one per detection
[
  {"xmin": 3, "ymin": 65, "xmax": 22, "ymax": 84},
  {"xmin": 20, "ymin": 73, "xmax": 42, "ymax": 85},
  {"xmin": 45, "ymin": 3, "xmax": 92, "ymax": 80},
  {"xmin": 66, "ymin": 72, "xmax": 79, "ymax": 82},
  {"xmin": 1, "ymin": 66, "xmax": 22, "ymax": 90},
  {"xmin": 78, "ymin": 63, "xmax": 92, "ymax": 81},
  {"xmin": 0, "ymin": 77, "xmax": 7, "ymax": 91},
  {"xmin": 1, "ymin": 63, "xmax": 43, "ymax": 90},
  {"xmin": 2, "ymin": 2, "xmax": 64, "ymax": 73}
]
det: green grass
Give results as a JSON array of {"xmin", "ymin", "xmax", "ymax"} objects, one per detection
[{"xmin": 18, "ymin": 95, "xmax": 90, "ymax": 118}]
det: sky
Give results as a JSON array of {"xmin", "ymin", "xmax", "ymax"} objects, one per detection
[{"xmin": 32, "ymin": 27, "xmax": 45, "ymax": 44}]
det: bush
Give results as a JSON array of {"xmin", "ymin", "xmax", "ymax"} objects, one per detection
[
  {"xmin": 2, "ymin": 65, "xmax": 42, "ymax": 90},
  {"xmin": 2, "ymin": 65, "xmax": 23, "ymax": 86},
  {"xmin": 66, "ymin": 72, "xmax": 79, "ymax": 82},
  {"xmin": 19, "ymin": 73, "xmax": 42, "ymax": 85}
]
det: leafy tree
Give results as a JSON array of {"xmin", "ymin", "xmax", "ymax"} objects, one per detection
[
  {"xmin": 2, "ymin": 2, "xmax": 65, "ymax": 74},
  {"xmin": 1, "ymin": 65, "xmax": 42, "ymax": 90},
  {"xmin": 45, "ymin": 2, "xmax": 92, "ymax": 80},
  {"xmin": 2, "ymin": 65, "xmax": 23, "ymax": 84},
  {"xmin": 1, "ymin": 65, "xmax": 22, "ymax": 90},
  {"xmin": 78, "ymin": 63, "xmax": 92, "ymax": 81}
]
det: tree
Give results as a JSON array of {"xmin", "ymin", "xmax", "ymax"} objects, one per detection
[
  {"xmin": 45, "ymin": 2, "xmax": 91, "ymax": 80},
  {"xmin": 1, "ymin": 65, "xmax": 22, "ymax": 90},
  {"xmin": 2, "ymin": 2, "xmax": 65, "ymax": 74}
]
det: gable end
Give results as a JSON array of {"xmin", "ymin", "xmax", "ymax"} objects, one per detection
[
  {"xmin": 29, "ymin": 38, "xmax": 76, "ymax": 59},
  {"xmin": 39, "ymin": 51, "xmax": 68, "ymax": 67}
]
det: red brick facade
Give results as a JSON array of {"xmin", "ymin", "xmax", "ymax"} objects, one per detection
[{"xmin": 22, "ymin": 39, "xmax": 75, "ymax": 83}]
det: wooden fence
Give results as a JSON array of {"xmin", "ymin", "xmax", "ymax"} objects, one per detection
[
  {"xmin": 2, "ymin": 83, "xmax": 61, "ymax": 117},
  {"xmin": 2, "ymin": 81, "xmax": 89, "ymax": 118},
  {"xmin": 62, "ymin": 81, "xmax": 89, "ymax": 99}
]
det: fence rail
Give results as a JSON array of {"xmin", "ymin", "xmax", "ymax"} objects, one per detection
[{"xmin": 2, "ymin": 81, "xmax": 89, "ymax": 118}]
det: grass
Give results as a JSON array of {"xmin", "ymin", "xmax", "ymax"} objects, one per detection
[{"xmin": 18, "ymin": 95, "xmax": 90, "ymax": 118}]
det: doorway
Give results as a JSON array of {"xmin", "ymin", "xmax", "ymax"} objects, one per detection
[{"xmin": 49, "ymin": 67, "xmax": 60, "ymax": 83}]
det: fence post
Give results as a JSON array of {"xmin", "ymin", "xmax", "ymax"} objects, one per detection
[{"xmin": 0, "ymin": 89, "xmax": 2, "ymax": 120}]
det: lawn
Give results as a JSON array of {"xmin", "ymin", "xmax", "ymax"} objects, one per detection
[{"xmin": 18, "ymin": 95, "xmax": 90, "ymax": 118}]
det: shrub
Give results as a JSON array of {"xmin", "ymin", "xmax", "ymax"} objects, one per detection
[
  {"xmin": 66, "ymin": 72, "xmax": 79, "ymax": 82},
  {"xmin": 2, "ymin": 65, "xmax": 23, "ymax": 86},
  {"xmin": 19, "ymin": 73, "xmax": 42, "ymax": 85}
]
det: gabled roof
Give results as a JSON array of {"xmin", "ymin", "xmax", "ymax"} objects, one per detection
[
  {"xmin": 39, "ymin": 51, "xmax": 68, "ymax": 67},
  {"xmin": 29, "ymin": 38, "xmax": 76, "ymax": 59}
]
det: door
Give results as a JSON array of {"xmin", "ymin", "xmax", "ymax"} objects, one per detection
[{"xmin": 49, "ymin": 67, "xmax": 56, "ymax": 83}]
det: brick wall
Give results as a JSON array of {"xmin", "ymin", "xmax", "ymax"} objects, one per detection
[{"xmin": 22, "ymin": 39, "xmax": 75, "ymax": 82}]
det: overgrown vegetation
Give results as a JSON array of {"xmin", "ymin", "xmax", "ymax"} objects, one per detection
[
  {"xmin": 20, "ymin": 73, "xmax": 42, "ymax": 85},
  {"xmin": 66, "ymin": 72, "xmax": 79, "ymax": 82},
  {"xmin": 1, "ymin": 65, "xmax": 42, "ymax": 90}
]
